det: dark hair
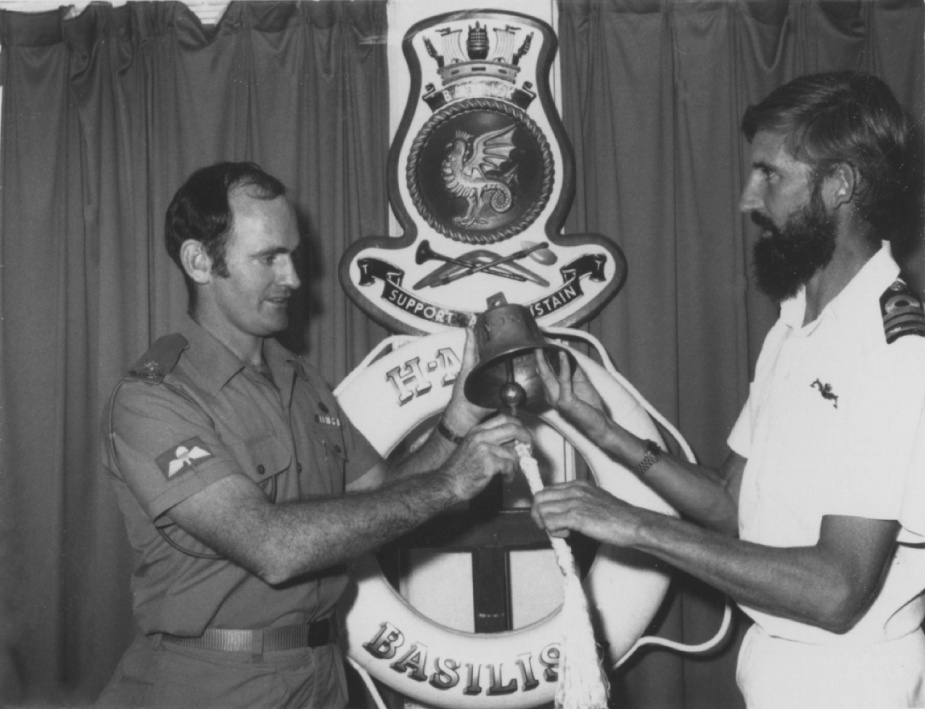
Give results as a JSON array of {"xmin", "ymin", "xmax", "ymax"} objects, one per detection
[
  {"xmin": 164, "ymin": 162, "xmax": 287, "ymax": 306},
  {"xmin": 742, "ymin": 71, "xmax": 917, "ymax": 237}
]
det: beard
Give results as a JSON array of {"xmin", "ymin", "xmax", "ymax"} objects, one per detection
[{"xmin": 751, "ymin": 189, "xmax": 837, "ymax": 302}]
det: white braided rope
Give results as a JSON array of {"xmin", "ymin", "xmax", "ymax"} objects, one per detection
[{"xmin": 516, "ymin": 441, "xmax": 609, "ymax": 709}]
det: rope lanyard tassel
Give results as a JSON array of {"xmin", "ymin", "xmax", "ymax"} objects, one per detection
[{"xmin": 515, "ymin": 441, "xmax": 610, "ymax": 709}]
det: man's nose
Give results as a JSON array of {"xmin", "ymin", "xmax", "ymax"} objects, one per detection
[
  {"xmin": 280, "ymin": 256, "xmax": 301, "ymax": 290},
  {"xmin": 738, "ymin": 176, "xmax": 763, "ymax": 214}
]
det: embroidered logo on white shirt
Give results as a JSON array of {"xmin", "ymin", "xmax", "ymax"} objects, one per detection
[{"xmin": 810, "ymin": 379, "xmax": 838, "ymax": 408}]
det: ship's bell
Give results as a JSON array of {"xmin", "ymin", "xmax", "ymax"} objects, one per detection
[{"xmin": 464, "ymin": 294, "xmax": 574, "ymax": 414}]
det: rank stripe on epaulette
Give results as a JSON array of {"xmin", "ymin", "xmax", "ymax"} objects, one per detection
[
  {"xmin": 886, "ymin": 322, "xmax": 925, "ymax": 343},
  {"xmin": 881, "ymin": 280, "xmax": 925, "ymax": 344},
  {"xmin": 886, "ymin": 313, "xmax": 925, "ymax": 329}
]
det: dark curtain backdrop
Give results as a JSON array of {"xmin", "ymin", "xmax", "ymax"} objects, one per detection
[
  {"xmin": 0, "ymin": 1, "xmax": 922, "ymax": 708},
  {"xmin": 558, "ymin": 1, "xmax": 923, "ymax": 708},
  {"xmin": 0, "ymin": 1, "xmax": 389, "ymax": 705}
]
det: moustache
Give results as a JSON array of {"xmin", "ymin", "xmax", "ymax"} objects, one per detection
[{"xmin": 750, "ymin": 211, "xmax": 778, "ymax": 233}]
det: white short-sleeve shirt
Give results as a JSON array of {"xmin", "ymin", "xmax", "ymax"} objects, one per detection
[{"xmin": 728, "ymin": 245, "xmax": 925, "ymax": 645}]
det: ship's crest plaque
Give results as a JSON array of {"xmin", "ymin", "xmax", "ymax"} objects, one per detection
[{"xmin": 339, "ymin": 10, "xmax": 626, "ymax": 335}]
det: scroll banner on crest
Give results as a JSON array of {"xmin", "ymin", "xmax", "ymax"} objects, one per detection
[{"xmin": 355, "ymin": 254, "xmax": 609, "ymax": 329}]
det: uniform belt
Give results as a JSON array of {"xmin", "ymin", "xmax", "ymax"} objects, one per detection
[{"xmin": 159, "ymin": 617, "xmax": 335, "ymax": 652}]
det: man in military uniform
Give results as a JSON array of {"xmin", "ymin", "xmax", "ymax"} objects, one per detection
[
  {"xmin": 97, "ymin": 162, "xmax": 530, "ymax": 708},
  {"xmin": 531, "ymin": 72, "xmax": 925, "ymax": 708}
]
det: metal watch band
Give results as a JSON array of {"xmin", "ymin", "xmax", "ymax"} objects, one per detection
[{"xmin": 632, "ymin": 439, "xmax": 662, "ymax": 477}]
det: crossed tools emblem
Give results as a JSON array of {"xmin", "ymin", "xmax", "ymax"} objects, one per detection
[{"xmin": 413, "ymin": 240, "xmax": 555, "ymax": 289}]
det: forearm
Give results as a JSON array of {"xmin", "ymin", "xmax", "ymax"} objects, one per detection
[
  {"xmin": 537, "ymin": 352, "xmax": 739, "ymax": 532},
  {"xmin": 386, "ymin": 422, "xmax": 460, "ymax": 481},
  {"xmin": 632, "ymin": 511, "xmax": 887, "ymax": 633},
  {"xmin": 385, "ymin": 374, "xmax": 486, "ymax": 482},
  {"xmin": 596, "ymin": 419, "xmax": 738, "ymax": 533},
  {"xmin": 173, "ymin": 415, "xmax": 528, "ymax": 587},
  {"xmin": 237, "ymin": 470, "xmax": 461, "ymax": 584}
]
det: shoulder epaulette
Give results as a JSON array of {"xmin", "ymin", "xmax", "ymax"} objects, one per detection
[
  {"xmin": 880, "ymin": 279, "xmax": 925, "ymax": 344},
  {"xmin": 128, "ymin": 334, "xmax": 189, "ymax": 383}
]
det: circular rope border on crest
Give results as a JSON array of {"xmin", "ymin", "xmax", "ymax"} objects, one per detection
[{"xmin": 406, "ymin": 98, "xmax": 555, "ymax": 245}]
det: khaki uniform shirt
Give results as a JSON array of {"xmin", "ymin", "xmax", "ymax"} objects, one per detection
[{"xmin": 101, "ymin": 319, "xmax": 380, "ymax": 637}]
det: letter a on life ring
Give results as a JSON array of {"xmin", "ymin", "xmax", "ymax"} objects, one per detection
[{"xmin": 335, "ymin": 328, "xmax": 676, "ymax": 708}]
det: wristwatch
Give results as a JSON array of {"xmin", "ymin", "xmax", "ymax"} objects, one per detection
[
  {"xmin": 632, "ymin": 440, "xmax": 662, "ymax": 477},
  {"xmin": 436, "ymin": 417, "xmax": 466, "ymax": 445}
]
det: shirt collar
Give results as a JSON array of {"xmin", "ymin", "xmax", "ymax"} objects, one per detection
[
  {"xmin": 779, "ymin": 242, "xmax": 898, "ymax": 330},
  {"xmin": 178, "ymin": 318, "xmax": 248, "ymax": 394},
  {"xmin": 263, "ymin": 336, "xmax": 309, "ymax": 383},
  {"xmin": 178, "ymin": 319, "xmax": 306, "ymax": 395}
]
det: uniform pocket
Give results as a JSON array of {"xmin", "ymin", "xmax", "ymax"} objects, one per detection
[{"xmin": 229, "ymin": 434, "xmax": 293, "ymax": 502}]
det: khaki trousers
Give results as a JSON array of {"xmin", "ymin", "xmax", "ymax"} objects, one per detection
[{"xmin": 96, "ymin": 633, "xmax": 348, "ymax": 709}]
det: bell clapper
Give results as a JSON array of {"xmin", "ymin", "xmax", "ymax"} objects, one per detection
[{"xmin": 499, "ymin": 356, "xmax": 527, "ymax": 417}]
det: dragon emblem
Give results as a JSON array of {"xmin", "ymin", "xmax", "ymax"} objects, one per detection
[{"xmin": 442, "ymin": 124, "xmax": 518, "ymax": 227}]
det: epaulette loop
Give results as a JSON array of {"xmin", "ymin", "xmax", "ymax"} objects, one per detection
[
  {"xmin": 880, "ymin": 280, "xmax": 925, "ymax": 344},
  {"xmin": 128, "ymin": 334, "xmax": 189, "ymax": 383}
]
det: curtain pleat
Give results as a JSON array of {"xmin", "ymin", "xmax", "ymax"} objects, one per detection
[
  {"xmin": 559, "ymin": 1, "xmax": 923, "ymax": 707},
  {"xmin": 0, "ymin": 2, "xmax": 389, "ymax": 703}
]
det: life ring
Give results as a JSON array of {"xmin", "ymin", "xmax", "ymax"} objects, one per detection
[{"xmin": 335, "ymin": 328, "xmax": 677, "ymax": 708}]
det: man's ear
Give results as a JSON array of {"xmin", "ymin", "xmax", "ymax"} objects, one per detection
[
  {"xmin": 179, "ymin": 240, "xmax": 213, "ymax": 285},
  {"xmin": 824, "ymin": 162, "xmax": 859, "ymax": 210}
]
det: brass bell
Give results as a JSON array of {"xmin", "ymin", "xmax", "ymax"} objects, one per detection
[{"xmin": 464, "ymin": 293, "xmax": 573, "ymax": 414}]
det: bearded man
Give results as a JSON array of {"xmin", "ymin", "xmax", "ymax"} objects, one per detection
[{"xmin": 530, "ymin": 72, "xmax": 925, "ymax": 708}]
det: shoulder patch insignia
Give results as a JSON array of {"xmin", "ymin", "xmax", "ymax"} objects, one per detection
[
  {"xmin": 156, "ymin": 437, "xmax": 214, "ymax": 479},
  {"xmin": 880, "ymin": 280, "xmax": 925, "ymax": 344},
  {"xmin": 129, "ymin": 334, "xmax": 189, "ymax": 382}
]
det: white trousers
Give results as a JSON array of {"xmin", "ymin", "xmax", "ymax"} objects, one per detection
[{"xmin": 736, "ymin": 624, "xmax": 925, "ymax": 709}]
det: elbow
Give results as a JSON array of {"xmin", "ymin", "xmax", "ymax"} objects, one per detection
[
  {"xmin": 812, "ymin": 583, "xmax": 869, "ymax": 635},
  {"xmin": 247, "ymin": 544, "xmax": 305, "ymax": 587},
  {"xmin": 252, "ymin": 545, "xmax": 335, "ymax": 587},
  {"xmin": 249, "ymin": 554, "xmax": 291, "ymax": 587},
  {"xmin": 819, "ymin": 609, "xmax": 865, "ymax": 636},
  {"xmin": 257, "ymin": 564, "xmax": 291, "ymax": 587},
  {"xmin": 817, "ymin": 611, "xmax": 861, "ymax": 636}
]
